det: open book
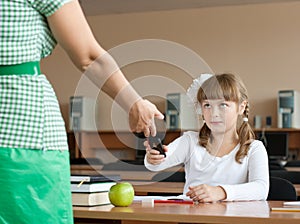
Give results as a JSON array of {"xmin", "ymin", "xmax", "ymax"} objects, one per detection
[{"xmin": 134, "ymin": 195, "xmax": 193, "ymax": 204}]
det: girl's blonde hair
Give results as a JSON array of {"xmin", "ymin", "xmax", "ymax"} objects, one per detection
[{"xmin": 197, "ymin": 73, "xmax": 255, "ymax": 163}]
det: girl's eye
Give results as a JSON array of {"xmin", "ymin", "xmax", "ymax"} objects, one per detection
[
  {"xmin": 220, "ymin": 103, "xmax": 228, "ymax": 108},
  {"xmin": 203, "ymin": 103, "xmax": 211, "ymax": 108}
]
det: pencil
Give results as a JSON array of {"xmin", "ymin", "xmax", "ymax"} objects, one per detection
[{"xmin": 271, "ymin": 207, "xmax": 300, "ymax": 212}]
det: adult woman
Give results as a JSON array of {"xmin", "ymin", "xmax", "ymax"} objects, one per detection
[{"xmin": 0, "ymin": 0, "xmax": 163, "ymax": 223}]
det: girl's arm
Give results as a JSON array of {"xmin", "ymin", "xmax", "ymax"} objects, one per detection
[
  {"xmin": 220, "ymin": 141, "xmax": 269, "ymax": 201},
  {"xmin": 47, "ymin": 0, "xmax": 163, "ymax": 136},
  {"xmin": 186, "ymin": 141, "xmax": 269, "ymax": 202},
  {"xmin": 144, "ymin": 132, "xmax": 193, "ymax": 172}
]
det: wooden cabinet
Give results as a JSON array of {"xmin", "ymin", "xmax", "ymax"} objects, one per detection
[{"xmin": 68, "ymin": 131, "xmax": 138, "ymax": 161}]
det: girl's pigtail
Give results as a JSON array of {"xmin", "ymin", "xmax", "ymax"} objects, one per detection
[{"xmin": 236, "ymin": 103, "xmax": 255, "ymax": 163}]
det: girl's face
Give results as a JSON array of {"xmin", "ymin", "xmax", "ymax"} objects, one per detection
[{"xmin": 201, "ymin": 99, "xmax": 246, "ymax": 134}]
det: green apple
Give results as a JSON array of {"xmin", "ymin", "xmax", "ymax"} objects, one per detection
[{"xmin": 109, "ymin": 182, "xmax": 135, "ymax": 207}]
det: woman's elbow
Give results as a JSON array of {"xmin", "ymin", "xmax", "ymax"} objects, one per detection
[{"xmin": 69, "ymin": 44, "xmax": 105, "ymax": 72}]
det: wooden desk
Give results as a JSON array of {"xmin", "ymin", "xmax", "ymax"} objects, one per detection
[
  {"xmin": 73, "ymin": 201, "xmax": 300, "ymax": 224},
  {"xmin": 286, "ymin": 167, "xmax": 300, "ymax": 172},
  {"xmin": 131, "ymin": 181, "xmax": 300, "ymax": 197},
  {"xmin": 70, "ymin": 167, "xmax": 300, "ymax": 196},
  {"xmin": 131, "ymin": 181, "xmax": 184, "ymax": 195}
]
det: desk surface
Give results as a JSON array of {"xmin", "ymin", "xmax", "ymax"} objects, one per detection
[{"xmin": 73, "ymin": 201, "xmax": 300, "ymax": 224}]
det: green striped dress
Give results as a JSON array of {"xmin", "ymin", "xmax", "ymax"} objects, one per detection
[{"xmin": 0, "ymin": 0, "xmax": 74, "ymax": 223}]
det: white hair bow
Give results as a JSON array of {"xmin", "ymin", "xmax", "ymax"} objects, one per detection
[{"xmin": 186, "ymin": 74, "xmax": 213, "ymax": 114}]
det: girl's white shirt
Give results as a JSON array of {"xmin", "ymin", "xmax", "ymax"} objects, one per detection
[{"xmin": 144, "ymin": 131, "xmax": 269, "ymax": 201}]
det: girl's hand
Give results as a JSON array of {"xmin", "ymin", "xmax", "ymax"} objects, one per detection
[
  {"xmin": 186, "ymin": 184, "xmax": 226, "ymax": 203},
  {"xmin": 144, "ymin": 140, "xmax": 167, "ymax": 165}
]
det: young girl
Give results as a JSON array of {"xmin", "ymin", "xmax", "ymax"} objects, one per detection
[{"xmin": 144, "ymin": 73, "xmax": 269, "ymax": 203}]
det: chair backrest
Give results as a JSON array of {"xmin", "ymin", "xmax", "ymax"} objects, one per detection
[
  {"xmin": 267, "ymin": 176, "xmax": 297, "ymax": 201},
  {"xmin": 152, "ymin": 171, "xmax": 185, "ymax": 182}
]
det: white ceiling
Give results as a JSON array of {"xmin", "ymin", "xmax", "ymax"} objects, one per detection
[{"xmin": 79, "ymin": 0, "xmax": 300, "ymax": 16}]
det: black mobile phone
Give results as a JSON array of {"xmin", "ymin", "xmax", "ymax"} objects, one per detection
[
  {"xmin": 133, "ymin": 132, "xmax": 166, "ymax": 157},
  {"xmin": 152, "ymin": 138, "xmax": 166, "ymax": 157}
]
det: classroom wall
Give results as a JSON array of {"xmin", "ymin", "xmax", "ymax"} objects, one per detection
[{"xmin": 41, "ymin": 1, "xmax": 300, "ymax": 131}]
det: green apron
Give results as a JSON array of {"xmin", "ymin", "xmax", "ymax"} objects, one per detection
[{"xmin": 0, "ymin": 147, "xmax": 73, "ymax": 224}]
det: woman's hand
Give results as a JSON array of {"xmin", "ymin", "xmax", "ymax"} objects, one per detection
[
  {"xmin": 186, "ymin": 184, "xmax": 226, "ymax": 203},
  {"xmin": 129, "ymin": 99, "xmax": 164, "ymax": 137},
  {"xmin": 144, "ymin": 140, "xmax": 167, "ymax": 165}
]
